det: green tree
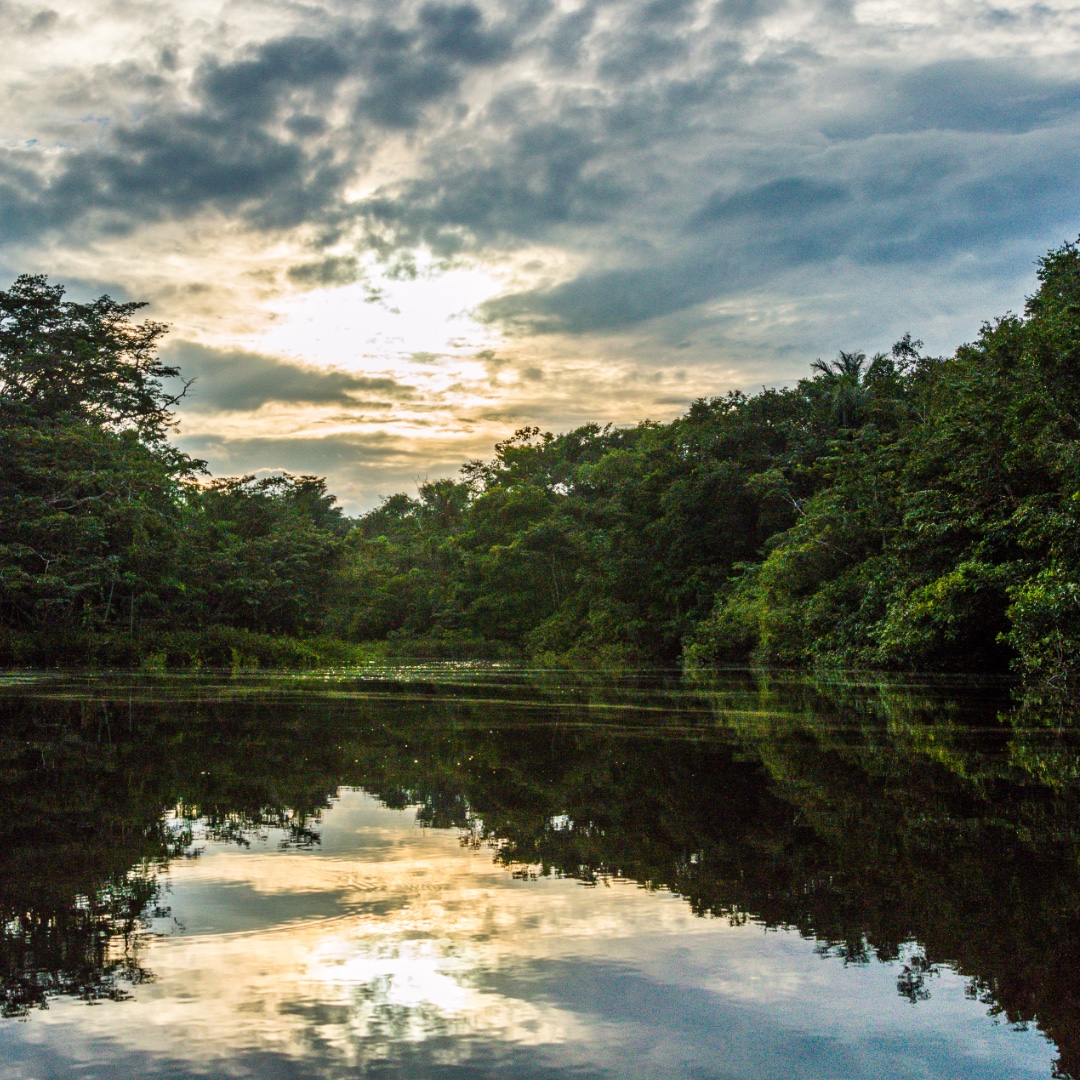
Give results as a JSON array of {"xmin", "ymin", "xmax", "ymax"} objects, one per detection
[
  {"xmin": 0, "ymin": 277, "xmax": 199, "ymax": 636},
  {"xmin": 172, "ymin": 474, "xmax": 347, "ymax": 636}
]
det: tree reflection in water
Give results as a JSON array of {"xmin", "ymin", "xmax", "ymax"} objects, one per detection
[{"xmin": 0, "ymin": 671, "xmax": 1077, "ymax": 1076}]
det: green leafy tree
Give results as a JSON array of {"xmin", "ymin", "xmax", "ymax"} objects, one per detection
[
  {"xmin": 0, "ymin": 275, "xmax": 187, "ymax": 440},
  {"xmin": 172, "ymin": 475, "xmax": 347, "ymax": 636},
  {"xmin": 0, "ymin": 277, "xmax": 198, "ymax": 636}
]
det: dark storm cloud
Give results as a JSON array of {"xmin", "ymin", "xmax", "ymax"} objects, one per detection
[
  {"xmin": 639, "ymin": 0, "xmax": 699, "ymax": 22},
  {"xmin": 714, "ymin": 0, "xmax": 787, "ymax": 27},
  {"xmin": 337, "ymin": 25, "xmax": 1080, "ymax": 335},
  {"xmin": 164, "ymin": 342, "xmax": 413, "ymax": 412},
  {"xmin": 198, "ymin": 35, "xmax": 354, "ymax": 124},
  {"xmin": 2, "ymin": 0, "xmax": 732, "ymax": 250},
  {"xmin": 482, "ymin": 129, "xmax": 1080, "ymax": 333},
  {"xmin": 0, "ymin": 3, "xmax": 521, "ymax": 241},
  {"xmin": 481, "ymin": 260, "xmax": 735, "ymax": 333},
  {"xmin": 596, "ymin": 27, "xmax": 690, "ymax": 83},
  {"xmin": 362, "ymin": 119, "xmax": 627, "ymax": 255},
  {"xmin": 0, "ymin": 64, "xmax": 345, "ymax": 240},
  {"xmin": 693, "ymin": 178, "xmax": 850, "ymax": 225},
  {"xmin": 825, "ymin": 60, "xmax": 1080, "ymax": 139},
  {"xmin": 5, "ymin": 0, "xmax": 1080, "ymax": 355},
  {"xmin": 545, "ymin": 2, "xmax": 601, "ymax": 67},
  {"xmin": 900, "ymin": 61, "xmax": 1080, "ymax": 134},
  {"xmin": 345, "ymin": 40, "xmax": 814, "ymax": 257},
  {"xmin": 418, "ymin": 2, "xmax": 515, "ymax": 64}
]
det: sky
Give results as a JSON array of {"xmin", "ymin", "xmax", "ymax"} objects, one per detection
[{"xmin": 4, "ymin": 0, "xmax": 1080, "ymax": 511}]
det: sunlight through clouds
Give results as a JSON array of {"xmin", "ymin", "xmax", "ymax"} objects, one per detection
[
  {"xmin": 3, "ymin": 0, "xmax": 1080, "ymax": 507},
  {"xmin": 246, "ymin": 262, "xmax": 505, "ymax": 367}
]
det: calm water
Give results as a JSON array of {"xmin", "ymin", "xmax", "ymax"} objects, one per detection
[{"xmin": 0, "ymin": 667, "xmax": 1077, "ymax": 1079}]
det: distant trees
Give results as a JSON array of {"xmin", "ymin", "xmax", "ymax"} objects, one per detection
[
  {"xmin": 8, "ymin": 240, "xmax": 1080, "ymax": 688},
  {"xmin": 341, "ymin": 239, "xmax": 1080, "ymax": 695},
  {"xmin": 172, "ymin": 474, "xmax": 347, "ymax": 636}
]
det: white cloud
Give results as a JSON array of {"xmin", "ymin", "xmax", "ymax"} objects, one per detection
[{"xmin": 3, "ymin": 0, "xmax": 1079, "ymax": 507}]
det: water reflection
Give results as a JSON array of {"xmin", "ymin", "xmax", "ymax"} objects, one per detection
[{"xmin": 0, "ymin": 670, "xmax": 1075, "ymax": 1078}]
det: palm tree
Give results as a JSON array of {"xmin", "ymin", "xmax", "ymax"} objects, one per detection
[
  {"xmin": 811, "ymin": 350, "xmax": 867, "ymax": 381},
  {"xmin": 810, "ymin": 351, "xmax": 882, "ymax": 428}
]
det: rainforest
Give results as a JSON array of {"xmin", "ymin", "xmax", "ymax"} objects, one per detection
[{"xmin": 5, "ymin": 241, "xmax": 1080, "ymax": 699}]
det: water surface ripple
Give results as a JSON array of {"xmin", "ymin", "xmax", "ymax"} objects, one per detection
[{"xmin": 0, "ymin": 668, "xmax": 1074, "ymax": 1079}]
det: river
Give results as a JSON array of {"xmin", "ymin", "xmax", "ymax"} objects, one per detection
[{"xmin": 0, "ymin": 668, "xmax": 1074, "ymax": 1079}]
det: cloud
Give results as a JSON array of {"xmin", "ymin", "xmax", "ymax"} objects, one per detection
[
  {"xmin": 326, "ymin": 26, "xmax": 1080, "ymax": 345},
  {"xmin": 7, "ymin": 0, "xmax": 1080, "ymax": 280},
  {"xmin": 0, "ymin": 102, "xmax": 347, "ymax": 243},
  {"xmin": 826, "ymin": 60, "xmax": 1080, "ymax": 139},
  {"xmin": 418, "ymin": 2, "xmax": 514, "ymax": 65},
  {"xmin": 287, "ymin": 256, "xmax": 362, "ymax": 287},
  {"xmin": 714, "ymin": 0, "xmax": 786, "ymax": 26},
  {"xmin": 0, "ymin": 4, "xmax": 524, "ymax": 244},
  {"xmin": 0, "ymin": 1, "xmax": 59, "ymax": 36},
  {"xmin": 179, "ymin": 430, "xmax": 412, "ymax": 469},
  {"xmin": 164, "ymin": 342, "xmax": 413, "ymax": 412},
  {"xmin": 693, "ymin": 179, "xmax": 851, "ymax": 226},
  {"xmin": 4, "ymin": 0, "xmax": 1080, "ymax": 483},
  {"xmin": 477, "ymin": 121, "xmax": 1080, "ymax": 334},
  {"xmin": 360, "ymin": 119, "xmax": 628, "ymax": 257},
  {"xmin": 175, "ymin": 429, "xmax": 474, "ymax": 512}
]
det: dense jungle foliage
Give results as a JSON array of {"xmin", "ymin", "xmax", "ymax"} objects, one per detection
[
  {"xmin": 5, "ymin": 240, "xmax": 1080, "ymax": 688},
  {"xmin": 343, "ymin": 239, "xmax": 1080, "ymax": 695},
  {"xmin": 0, "ymin": 275, "xmax": 352, "ymax": 668}
]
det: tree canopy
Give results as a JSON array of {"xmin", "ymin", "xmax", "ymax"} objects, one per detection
[
  {"xmin": 7, "ymin": 242, "xmax": 1080, "ymax": 698},
  {"xmin": 0, "ymin": 275, "xmax": 186, "ymax": 440},
  {"xmin": 0, "ymin": 276, "xmax": 345, "ymax": 660}
]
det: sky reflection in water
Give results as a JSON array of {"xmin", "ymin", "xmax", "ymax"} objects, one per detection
[{"xmin": 0, "ymin": 671, "xmax": 1069, "ymax": 1079}]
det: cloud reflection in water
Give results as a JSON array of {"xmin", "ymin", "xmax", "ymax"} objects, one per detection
[{"xmin": 0, "ymin": 788, "xmax": 1056, "ymax": 1080}]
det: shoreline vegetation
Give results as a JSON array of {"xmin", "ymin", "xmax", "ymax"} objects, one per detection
[{"xmin": 4, "ymin": 241, "xmax": 1080, "ymax": 702}]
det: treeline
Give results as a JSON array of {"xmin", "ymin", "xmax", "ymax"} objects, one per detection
[
  {"xmin": 345, "ymin": 241, "xmax": 1080, "ymax": 692},
  {"xmin": 5, "ymin": 241, "xmax": 1080, "ymax": 684}
]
